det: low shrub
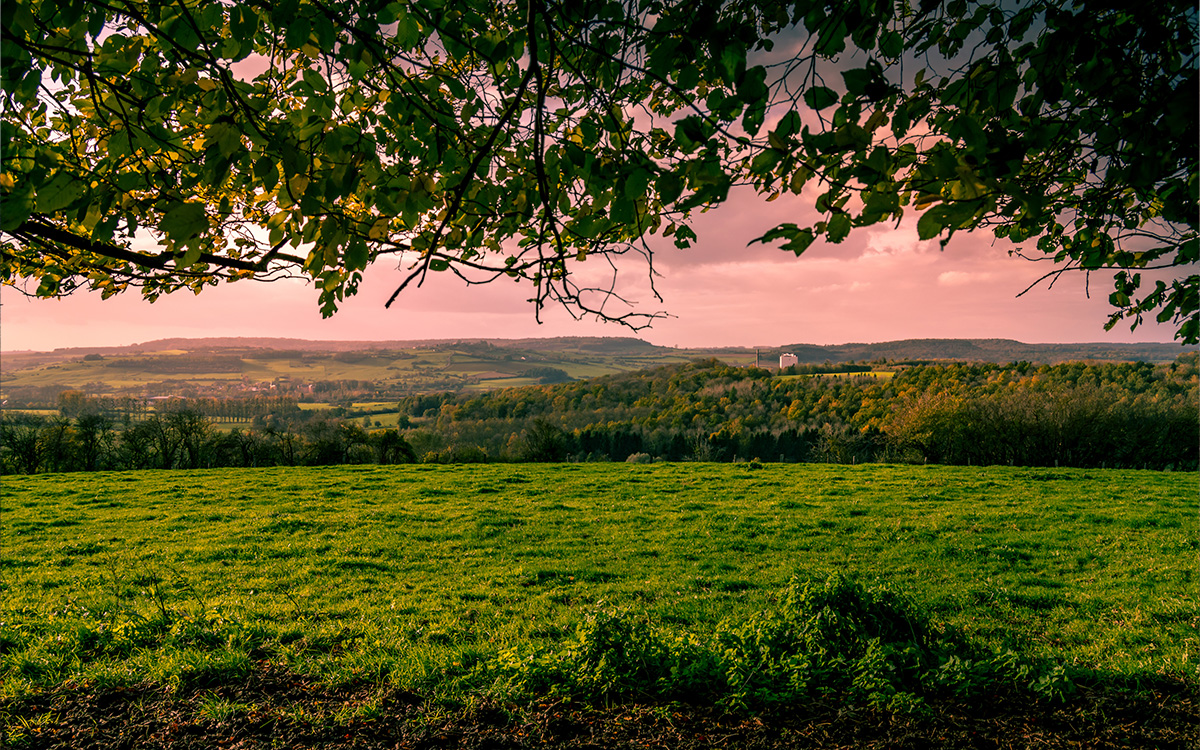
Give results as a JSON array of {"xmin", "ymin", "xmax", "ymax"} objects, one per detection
[{"xmin": 489, "ymin": 574, "xmax": 1076, "ymax": 710}]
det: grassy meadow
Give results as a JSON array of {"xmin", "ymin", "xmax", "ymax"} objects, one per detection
[{"xmin": 1, "ymin": 463, "xmax": 1195, "ymax": 712}]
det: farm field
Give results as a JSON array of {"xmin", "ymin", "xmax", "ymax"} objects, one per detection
[
  {"xmin": 0, "ymin": 341, "xmax": 694, "ymax": 403},
  {"xmin": 3, "ymin": 336, "xmax": 1185, "ymax": 409},
  {"xmin": 1, "ymin": 464, "xmax": 1196, "ymax": 746}
]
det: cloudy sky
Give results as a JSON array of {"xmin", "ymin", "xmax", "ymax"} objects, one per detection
[{"xmin": 3, "ymin": 182, "xmax": 1181, "ymax": 352}]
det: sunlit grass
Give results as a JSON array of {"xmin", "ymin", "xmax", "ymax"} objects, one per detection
[{"xmin": 1, "ymin": 464, "xmax": 1194, "ymax": 702}]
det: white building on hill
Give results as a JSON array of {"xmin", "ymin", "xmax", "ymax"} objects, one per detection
[{"xmin": 779, "ymin": 353, "xmax": 798, "ymax": 368}]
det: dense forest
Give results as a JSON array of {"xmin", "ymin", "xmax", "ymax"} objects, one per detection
[
  {"xmin": 405, "ymin": 355, "xmax": 1198, "ymax": 469},
  {"xmin": 2, "ymin": 355, "xmax": 1196, "ymax": 473}
]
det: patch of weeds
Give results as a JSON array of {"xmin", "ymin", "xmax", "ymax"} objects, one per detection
[
  {"xmin": 474, "ymin": 511, "xmax": 525, "ymax": 539},
  {"xmin": 716, "ymin": 580, "xmax": 757, "ymax": 593},
  {"xmin": 0, "ymin": 629, "xmax": 26, "ymax": 655},
  {"xmin": 776, "ymin": 499, "xmax": 816, "ymax": 510},
  {"xmin": 491, "ymin": 575, "xmax": 1080, "ymax": 712},
  {"xmin": 260, "ymin": 518, "xmax": 317, "ymax": 534},
  {"xmin": 975, "ymin": 544, "xmax": 1033, "ymax": 567},
  {"xmin": 1005, "ymin": 592, "xmax": 1067, "ymax": 611},
  {"xmin": 58, "ymin": 539, "xmax": 106, "ymax": 558},
  {"xmin": 971, "ymin": 586, "xmax": 1066, "ymax": 612},
  {"xmin": 177, "ymin": 649, "xmax": 254, "ymax": 689},
  {"xmin": 195, "ymin": 692, "xmax": 254, "ymax": 723},
  {"xmin": 521, "ymin": 568, "xmax": 617, "ymax": 586},
  {"xmin": 576, "ymin": 570, "xmax": 619, "ymax": 583},
  {"xmin": 330, "ymin": 559, "xmax": 392, "ymax": 573},
  {"xmin": 1019, "ymin": 471, "xmax": 1093, "ymax": 481},
  {"xmin": 1017, "ymin": 577, "xmax": 1066, "ymax": 589},
  {"xmin": 1127, "ymin": 516, "xmax": 1180, "ymax": 529}
]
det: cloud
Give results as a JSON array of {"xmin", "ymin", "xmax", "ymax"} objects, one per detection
[
  {"xmin": 2, "ymin": 207, "xmax": 1182, "ymax": 352},
  {"xmin": 863, "ymin": 225, "xmax": 935, "ymax": 257},
  {"xmin": 938, "ymin": 270, "xmax": 994, "ymax": 286}
]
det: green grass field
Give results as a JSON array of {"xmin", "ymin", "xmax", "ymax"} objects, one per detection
[{"xmin": 1, "ymin": 464, "xmax": 1195, "ymax": 712}]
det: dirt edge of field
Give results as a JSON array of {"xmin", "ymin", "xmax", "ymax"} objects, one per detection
[{"xmin": 3, "ymin": 664, "xmax": 1197, "ymax": 749}]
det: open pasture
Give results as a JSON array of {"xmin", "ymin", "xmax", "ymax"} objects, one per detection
[{"xmin": 1, "ymin": 464, "xmax": 1195, "ymax": 707}]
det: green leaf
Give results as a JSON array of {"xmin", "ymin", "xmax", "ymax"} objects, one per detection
[
  {"xmin": 750, "ymin": 223, "xmax": 816, "ymax": 256},
  {"xmin": 743, "ymin": 100, "xmax": 767, "ymax": 136},
  {"xmin": 302, "ymin": 68, "xmax": 328, "ymax": 93},
  {"xmin": 862, "ymin": 189, "xmax": 899, "ymax": 218},
  {"xmin": 207, "ymin": 122, "xmax": 243, "ymax": 158},
  {"xmin": 879, "ymin": 30, "xmax": 903, "ymax": 59},
  {"xmin": 916, "ymin": 202, "xmax": 980, "ymax": 241},
  {"xmin": 624, "ymin": 168, "xmax": 653, "ymax": 200},
  {"xmin": 804, "ymin": 86, "xmax": 839, "ymax": 110},
  {"xmin": 1, "ymin": 195, "xmax": 32, "ymax": 231},
  {"xmin": 179, "ymin": 245, "xmax": 204, "ymax": 267},
  {"xmin": 789, "ymin": 166, "xmax": 811, "ymax": 194},
  {"xmin": 826, "ymin": 213, "xmax": 852, "ymax": 243},
  {"xmin": 345, "ymin": 239, "xmax": 369, "ymax": 271},
  {"xmin": 750, "ymin": 149, "xmax": 782, "ymax": 175},
  {"xmin": 675, "ymin": 116, "xmax": 708, "ymax": 152},
  {"xmin": 231, "ymin": 6, "xmax": 258, "ymax": 42},
  {"xmin": 782, "ymin": 228, "xmax": 816, "ymax": 255},
  {"xmin": 891, "ymin": 101, "xmax": 912, "ymax": 138},
  {"xmin": 776, "ymin": 110, "xmax": 802, "ymax": 138},
  {"xmin": 610, "ymin": 196, "xmax": 636, "ymax": 225},
  {"xmin": 814, "ymin": 19, "xmax": 848, "ymax": 56},
  {"xmin": 841, "ymin": 68, "xmax": 872, "ymax": 97},
  {"xmin": 647, "ymin": 36, "xmax": 680, "ymax": 77},
  {"xmin": 162, "ymin": 202, "xmax": 209, "ymax": 240},
  {"xmin": 34, "ymin": 173, "xmax": 85, "ymax": 214},
  {"xmin": 656, "ymin": 172, "xmax": 684, "ymax": 204},
  {"xmin": 719, "ymin": 44, "xmax": 746, "ymax": 86},
  {"xmin": 917, "ymin": 206, "xmax": 948, "ymax": 241},
  {"xmin": 253, "ymin": 156, "xmax": 276, "ymax": 180},
  {"xmin": 286, "ymin": 17, "xmax": 312, "ymax": 49}
]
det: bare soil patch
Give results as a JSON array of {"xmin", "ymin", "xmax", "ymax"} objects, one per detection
[{"xmin": 5, "ymin": 664, "xmax": 1196, "ymax": 749}]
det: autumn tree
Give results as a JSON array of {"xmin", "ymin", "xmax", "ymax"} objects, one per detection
[{"xmin": 3, "ymin": 1, "xmax": 1195, "ymax": 340}]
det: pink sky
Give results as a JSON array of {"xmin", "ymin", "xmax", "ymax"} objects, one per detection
[{"xmin": 1, "ymin": 189, "xmax": 1183, "ymax": 351}]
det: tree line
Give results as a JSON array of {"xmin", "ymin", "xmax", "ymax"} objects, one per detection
[
  {"xmin": 404, "ymin": 355, "xmax": 1198, "ymax": 469},
  {"xmin": 0, "ymin": 411, "xmax": 416, "ymax": 474},
  {"xmin": 2, "ymin": 355, "xmax": 1195, "ymax": 474}
]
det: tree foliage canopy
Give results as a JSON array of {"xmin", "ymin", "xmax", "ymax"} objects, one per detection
[{"xmin": 3, "ymin": 0, "xmax": 1196, "ymax": 340}]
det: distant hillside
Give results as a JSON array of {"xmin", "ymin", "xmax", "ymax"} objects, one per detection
[
  {"xmin": 767, "ymin": 339, "xmax": 1186, "ymax": 365},
  {"xmin": 1, "ymin": 336, "xmax": 1184, "ymax": 376},
  {"xmin": 489, "ymin": 337, "xmax": 664, "ymax": 354},
  {"xmin": 2, "ymin": 336, "xmax": 668, "ymax": 357}
]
